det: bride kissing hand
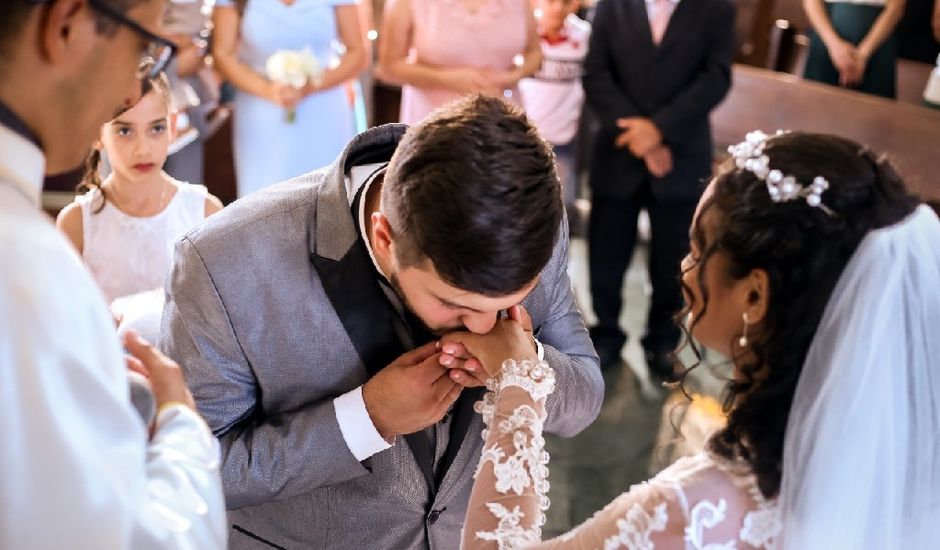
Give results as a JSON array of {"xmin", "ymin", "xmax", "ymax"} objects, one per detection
[{"xmin": 438, "ymin": 305, "xmax": 539, "ymax": 386}]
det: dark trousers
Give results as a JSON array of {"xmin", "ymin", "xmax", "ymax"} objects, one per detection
[{"xmin": 588, "ymin": 184, "xmax": 696, "ymax": 356}]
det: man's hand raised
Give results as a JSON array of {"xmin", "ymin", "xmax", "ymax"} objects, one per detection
[{"xmin": 362, "ymin": 341, "xmax": 463, "ymax": 440}]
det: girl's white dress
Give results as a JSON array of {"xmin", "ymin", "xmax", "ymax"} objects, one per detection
[{"xmin": 77, "ymin": 178, "xmax": 207, "ymax": 304}]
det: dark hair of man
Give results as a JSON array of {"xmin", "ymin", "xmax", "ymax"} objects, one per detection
[
  {"xmin": 0, "ymin": 0, "xmax": 144, "ymax": 69},
  {"xmin": 382, "ymin": 94, "xmax": 563, "ymax": 296},
  {"xmin": 677, "ymin": 132, "xmax": 919, "ymax": 499}
]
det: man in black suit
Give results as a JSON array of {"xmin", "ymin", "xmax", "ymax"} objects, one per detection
[{"xmin": 583, "ymin": 0, "xmax": 735, "ymax": 377}]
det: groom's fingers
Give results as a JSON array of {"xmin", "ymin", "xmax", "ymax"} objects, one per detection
[
  {"xmin": 397, "ymin": 340, "xmax": 441, "ymax": 367},
  {"xmin": 439, "ymin": 384, "xmax": 462, "ymax": 411},
  {"xmin": 507, "ymin": 304, "xmax": 533, "ymax": 333},
  {"xmin": 411, "ymin": 353, "xmax": 450, "ymax": 386},
  {"xmin": 431, "ymin": 371, "xmax": 460, "ymax": 401}
]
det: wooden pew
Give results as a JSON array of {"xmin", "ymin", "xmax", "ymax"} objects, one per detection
[
  {"xmin": 757, "ymin": 0, "xmax": 936, "ymax": 106},
  {"xmin": 711, "ymin": 64, "xmax": 940, "ymax": 203}
]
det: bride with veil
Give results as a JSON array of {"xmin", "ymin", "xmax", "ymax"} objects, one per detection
[{"xmin": 443, "ymin": 131, "xmax": 940, "ymax": 549}]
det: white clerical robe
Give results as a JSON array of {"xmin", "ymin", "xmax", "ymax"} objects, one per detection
[{"xmin": 0, "ymin": 122, "xmax": 227, "ymax": 548}]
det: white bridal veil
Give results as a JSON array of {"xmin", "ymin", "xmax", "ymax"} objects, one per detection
[{"xmin": 780, "ymin": 204, "xmax": 940, "ymax": 549}]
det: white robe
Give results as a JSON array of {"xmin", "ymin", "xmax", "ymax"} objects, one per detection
[{"xmin": 0, "ymin": 122, "xmax": 227, "ymax": 548}]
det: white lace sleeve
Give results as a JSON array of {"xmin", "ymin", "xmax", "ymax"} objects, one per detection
[
  {"xmin": 461, "ymin": 358, "xmax": 687, "ymax": 550},
  {"xmin": 461, "ymin": 360, "xmax": 778, "ymax": 550},
  {"xmin": 462, "ymin": 359, "xmax": 556, "ymax": 550}
]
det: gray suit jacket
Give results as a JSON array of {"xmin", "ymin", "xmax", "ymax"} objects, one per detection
[{"xmin": 160, "ymin": 124, "xmax": 603, "ymax": 549}]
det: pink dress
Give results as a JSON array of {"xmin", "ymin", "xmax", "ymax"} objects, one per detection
[{"xmin": 400, "ymin": 0, "xmax": 529, "ymax": 125}]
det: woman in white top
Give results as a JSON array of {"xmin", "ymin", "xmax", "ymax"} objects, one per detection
[
  {"xmin": 57, "ymin": 74, "xmax": 222, "ymax": 326},
  {"xmin": 446, "ymin": 131, "xmax": 940, "ymax": 549},
  {"xmin": 803, "ymin": 0, "xmax": 905, "ymax": 97}
]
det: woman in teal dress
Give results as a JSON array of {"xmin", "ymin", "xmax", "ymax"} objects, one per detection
[
  {"xmin": 213, "ymin": 0, "xmax": 367, "ymax": 197},
  {"xmin": 803, "ymin": 0, "xmax": 906, "ymax": 98}
]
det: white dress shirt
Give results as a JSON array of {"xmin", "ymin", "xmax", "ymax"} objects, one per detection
[
  {"xmin": 334, "ymin": 163, "xmax": 544, "ymax": 462},
  {"xmin": 645, "ymin": 0, "xmax": 681, "ymax": 18},
  {"xmin": 0, "ymin": 122, "xmax": 227, "ymax": 548}
]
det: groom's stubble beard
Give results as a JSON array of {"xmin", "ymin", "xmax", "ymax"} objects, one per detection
[{"xmin": 388, "ymin": 273, "xmax": 465, "ymax": 337}]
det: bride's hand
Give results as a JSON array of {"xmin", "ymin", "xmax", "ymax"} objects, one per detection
[{"xmin": 440, "ymin": 305, "xmax": 538, "ymax": 379}]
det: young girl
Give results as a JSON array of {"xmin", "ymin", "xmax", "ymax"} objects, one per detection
[{"xmin": 57, "ymin": 74, "xmax": 223, "ymax": 321}]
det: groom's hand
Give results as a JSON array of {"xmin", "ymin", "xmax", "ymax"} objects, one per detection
[{"xmin": 362, "ymin": 341, "xmax": 463, "ymax": 440}]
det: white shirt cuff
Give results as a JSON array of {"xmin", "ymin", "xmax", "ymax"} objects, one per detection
[
  {"xmin": 334, "ymin": 386, "xmax": 393, "ymax": 461},
  {"xmin": 535, "ymin": 337, "xmax": 545, "ymax": 361}
]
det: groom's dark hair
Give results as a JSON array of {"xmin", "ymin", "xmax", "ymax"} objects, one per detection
[{"xmin": 383, "ymin": 94, "xmax": 563, "ymax": 296}]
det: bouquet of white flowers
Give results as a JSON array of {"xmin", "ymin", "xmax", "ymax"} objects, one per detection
[{"xmin": 265, "ymin": 47, "xmax": 323, "ymax": 123}]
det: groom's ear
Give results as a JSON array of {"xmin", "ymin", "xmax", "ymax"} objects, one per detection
[{"xmin": 371, "ymin": 212, "xmax": 394, "ymax": 259}]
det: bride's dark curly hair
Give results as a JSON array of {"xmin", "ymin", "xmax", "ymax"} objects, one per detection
[{"xmin": 678, "ymin": 132, "xmax": 919, "ymax": 499}]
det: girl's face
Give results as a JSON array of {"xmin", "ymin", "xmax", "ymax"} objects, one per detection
[
  {"xmin": 100, "ymin": 91, "xmax": 173, "ymax": 182},
  {"xmin": 681, "ymin": 180, "xmax": 763, "ymax": 358}
]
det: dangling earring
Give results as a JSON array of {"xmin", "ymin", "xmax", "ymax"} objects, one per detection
[{"xmin": 738, "ymin": 312, "xmax": 750, "ymax": 348}]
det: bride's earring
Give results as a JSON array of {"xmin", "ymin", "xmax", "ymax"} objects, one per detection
[{"xmin": 738, "ymin": 312, "xmax": 750, "ymax": 348}]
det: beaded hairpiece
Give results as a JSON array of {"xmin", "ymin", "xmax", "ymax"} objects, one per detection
[{"xmin": 728, "ymin": 131, "xmax": 835, "ymax": 216}]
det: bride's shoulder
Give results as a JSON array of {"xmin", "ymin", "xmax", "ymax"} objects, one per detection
[
  {"xmin": 658, "ymin": 452, "xmax": 781, "ymax": 548},
  {"xmin": 554, "ymin": 454, "xmax": 781, "ymax": 549},
  {"xmin": 654, "ymin": 452, "xmax": 768, "ymax": 505}
]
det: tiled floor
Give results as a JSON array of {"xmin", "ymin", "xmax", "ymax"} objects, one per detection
[{"xmin": 542, "ymin": 235, "xmax": 728, "ymax": 536}]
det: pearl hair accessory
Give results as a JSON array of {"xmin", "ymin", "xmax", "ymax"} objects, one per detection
[{"xmin": 728, "ymin": 131, "xmax": 835, "ymax": 216}]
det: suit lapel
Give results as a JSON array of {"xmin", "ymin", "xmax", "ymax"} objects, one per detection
[
  {"xmin": 626, "ymin": 0, "xmax": 654, "ymax": 56},
  {"xmin": 632, "ymin": 0, "xmax": 691, "ymax": 55},
  {"xmin": 655, "ymin": 0, "xmax": 693, "ymax": 55},
  {"xmin": 310, "ymin": 246, "xmax": 402, "ymax": 379},
  {"xmin": 312, "ymin": 246, "xmax": 438, "ymax": 492}
]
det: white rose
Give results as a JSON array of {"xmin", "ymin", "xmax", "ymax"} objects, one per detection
[
  {"xmin": 266, "ymin": 48, "xmax": 325, "ymax": 89},
  {"xmin": 266, "ymin": 50, "xmax": 310, "ymax": 89}
]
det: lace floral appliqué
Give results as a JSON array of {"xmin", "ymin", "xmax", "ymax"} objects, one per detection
[
  {"xmin": 686, "ymin": 499, "xmax": 735, "ymax": 550},
  {"xmin": 603, "ymin": 501, "xmax": 668, "ymax": 550},
  {"xmin": 473, "ymin": 359, "xmax": 556, "ymax": 549},
  {"xmin": 739, "ymin": 482, "xmax": 782, "ymax": 549}
]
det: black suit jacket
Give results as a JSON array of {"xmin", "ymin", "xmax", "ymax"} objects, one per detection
[{"xmin": 584, "ymin": 0, "xmax": 735, "ymax": 202}]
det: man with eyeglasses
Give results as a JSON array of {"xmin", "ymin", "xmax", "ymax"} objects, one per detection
[{"xmin": 0, "ymin": 1, "xmax": 226, "ymax": 548}]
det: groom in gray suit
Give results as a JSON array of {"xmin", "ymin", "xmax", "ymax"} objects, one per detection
[{"xmin": 160, "ymin": 95, "xmax": 603, "ymax": 549}]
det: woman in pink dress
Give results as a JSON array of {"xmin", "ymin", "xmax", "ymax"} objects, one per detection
[{"xmin": 378, "ymin": 0, "xmax": 542, "ymax": 124}]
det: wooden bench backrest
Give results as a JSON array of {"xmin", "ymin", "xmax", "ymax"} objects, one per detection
[{"xmin": 712, "ymin": 65, "xmax": 940, "ymax": 203}]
